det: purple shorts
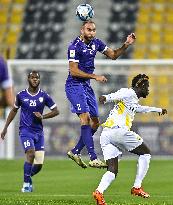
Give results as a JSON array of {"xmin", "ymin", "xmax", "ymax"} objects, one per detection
[
  {"xmin": 65, "ymin": 83, "xmax": 99, "ymax": 117},
  {"xmin": 20, "ymin": 129, "xmax": 44, "ymax": 152}
]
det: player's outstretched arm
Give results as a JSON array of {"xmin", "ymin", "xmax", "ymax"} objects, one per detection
[
  {"xmin": 1, "ymin": 107, "xmax": 18, "ymax": 140},
  {"xmin": 33, "ymin": 107, "xmax": 59, "ymax": 120},
  {"xmin": 103, "ymin": 33, "xmax": 136, "ymax": 60},
  {"xmin": 69, "ymin": 61, "xmax": 107, "ymax": 82},
  {"xmin": 159, "ymin": 108, "xmax": 167, "ymax": 116}
]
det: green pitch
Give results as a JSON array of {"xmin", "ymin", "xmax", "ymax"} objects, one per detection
[{"xmin": 0, "ymin": 159, "xmax": 173, "ymax": 205}]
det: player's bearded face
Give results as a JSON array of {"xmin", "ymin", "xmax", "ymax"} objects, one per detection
[
  {"xmin": 28, "ymin": 74, "xmax": 40, "ymax": 88},
  {"xmin": 82, "ymin": 23, "xmax": 96, "ymax": 41}
]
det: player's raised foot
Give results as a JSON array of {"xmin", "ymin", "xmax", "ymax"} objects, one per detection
[
  {"xmin": 67, "ymin": 151, "xmax": 87, "ymax": 168},
  {"xmin": 93, "ymin": 190, "xmax": 107, "ymax": 205},
  {"xmin": 131, "ymin": 187, "xmax": 150, "ymax": 198},
  {"xmin": 21, "ymin": 183, "xmax": 32, "ymax": 193},
  {"xmin": 89, "ymin": 159, "xmax": 108, "ymax": 169}
]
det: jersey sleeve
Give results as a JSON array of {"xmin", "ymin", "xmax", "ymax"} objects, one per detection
[
  {"xmin": 68, "ymin": 44, "xmax": 80, "ymax": 63},
  {"xmin": 103, "ymin": 88, "xmax": 128, "ymax": 103},
  {"xmin": 14, "ymin": 93, "xmax": 21, "ymax": 108},
  {"xmin": 97, "ymin": 39, "xmax": 108, "ymax": 53},
  {"xmin": 44, "ymin": 92, "xmax": 57, "ymax": 110},
  {"xmin": 136, "ymin": 105, "xmax": 162, "ymax": 113},
  {"xmin": 0, "ymin": 57, "xmax": 12, "ymax": 89}
]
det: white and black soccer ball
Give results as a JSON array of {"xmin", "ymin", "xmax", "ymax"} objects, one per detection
[{"xmin": 76, "ymin": 4, "xmax": 94, "ymax": 21}]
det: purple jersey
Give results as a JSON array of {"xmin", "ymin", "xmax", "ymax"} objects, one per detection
[
  {"xmin": 66, "ymin": 36, "xmax": 107, "ymax": 85},
  {"xmin": 0, "ymin": 56, "xmax": 12, "ymax": 89},
  {"xmin": 14, "ymin": 88, "xmax": 56, "ymax": 132}
]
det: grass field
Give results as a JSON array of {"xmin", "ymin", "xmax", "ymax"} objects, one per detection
[{"xmin": 0, "ymin": 159, "xmax": 173, "ymax": 205}]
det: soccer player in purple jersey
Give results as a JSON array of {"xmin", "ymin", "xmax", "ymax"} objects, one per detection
[
  {"xmin": 65, "ymin": 20, "xmax": 136, "ymax": 169},
  {"xmin": 0, "ymin": 56, "xmax": 14, "ymax": 107},
  {"xmin": 1, "ymin": 71, "xmax": 59, "ymax": 192}
]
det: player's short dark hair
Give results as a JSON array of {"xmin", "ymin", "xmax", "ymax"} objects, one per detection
[
  {"xmin": 27, "ymin": 70, "xmax": 40, "ymax": 78},
  {"xmin": 132, "ymin": 74, "xmax": 149, "ymax": 88},
  {"xmin": 82, "ymin": 20, "xmax": 95, "ymax": 27}
]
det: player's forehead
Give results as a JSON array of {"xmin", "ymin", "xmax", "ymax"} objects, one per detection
[
  {"xmin": 142, "ymin": 80, "xmax": 149, "ymax": 87},
  {"xmin": 83, "ymin": 22, "xmax": 96, "ymax": 29},
  {"xmin": 28, "ymin": 71, "xmax": 40, "ymax": 78}
]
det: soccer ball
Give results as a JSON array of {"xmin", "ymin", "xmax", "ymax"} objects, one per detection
[{"xmin": 76, "ymin": 4, "xmax": 94, "ymax": 21}]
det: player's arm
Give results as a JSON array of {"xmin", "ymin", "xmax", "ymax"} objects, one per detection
[
  {"xmin": 33, "ymin": 107, "xmax": 59, "ymax": 120},
  {"xmin": 1, "ymin": 107, "xmax": 18, "ymax": 140},
  {"xmin": 69, "ymin": 61, "xmax": 107, "ymax": 82},
  {"xmin": 0, "ymin": 86, "xmax": 14, "ymax": 107},
  {"xmin": 136, "ymin": 105, "xmax": 167, "ymax": 115},
  {"xmin": 103, "ymin": 33, "xmax": 136, "ymax": 60},
  {"xmin": 99, "ymin": 89, "xmax": 124, "ymax": 104}
]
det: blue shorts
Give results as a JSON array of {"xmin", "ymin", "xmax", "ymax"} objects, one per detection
[
  {"xmin": 19, "ymin": 129, "xmax": 44, "ymax": 152},
  {"xmin": 65, "ymin": 83, "xmax": 99, "ymax": 117}
]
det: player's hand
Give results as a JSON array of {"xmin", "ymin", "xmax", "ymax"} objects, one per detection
[
  {"xmin": 99, "ymin": 96, "xmax": 106, "ymax": 104},
  {"xmin": 125, "ymin": 33, "xmax": 136, "ymax": 46},
  {"xmin": 33, "ymin": 112, "xmax": 43, "ymax": 120},
  {"xmin": 159, "ymin": 109, "xmax": 167, "ymax": 116},
  {"xmin": 1, "ymin": 128, "xmax": 7, "ymax": 140},
  {"xmin": 95, "ymin": 75, "xmax": 107, "ymax": 83}
]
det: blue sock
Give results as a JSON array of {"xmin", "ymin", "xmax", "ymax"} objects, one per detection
[
  {"xmin": 24, "ymin": 162, "xmax": 32, "ymax": 183},
  {"xmin": 71, "ymin": 136, "xmax": 85, "ymax": 154},
  {"xmin": 71, "ymin": 128, "xmax": 98, "ymax": 155},
  {"xmin": 81, "ymin": 125, "xmax": 97, "ymax": 161}
]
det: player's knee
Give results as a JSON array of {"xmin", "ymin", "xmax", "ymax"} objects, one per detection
[
  {"xmin": 34, "ymin": 151, "xmax": 45, "ymax": 164},
  {"xmin": 80, "ymin": 113, "xmax": 90, "ymax": 125},
  {"xmin": 26, "ymin": 150, "xmax": 35, "ymax": 163}
]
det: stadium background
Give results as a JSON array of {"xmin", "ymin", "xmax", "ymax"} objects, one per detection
[{"xmin": 0, "ymin": 0, "xmax": 173, "ymax": 159}]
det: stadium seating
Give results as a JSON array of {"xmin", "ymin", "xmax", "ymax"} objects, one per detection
[
  {"xmin": 107, "ymin": 0, "xmax": 138, "ymax": 59},
  {"xmin": 16, "ymin": 0, "xmax": 69, "ymax": 59},
  {"xmin": 0, "ymin": 0, "xmax": 26, "ymax": 58}
]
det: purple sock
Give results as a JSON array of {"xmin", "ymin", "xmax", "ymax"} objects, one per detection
[
  {"xmin": 24, "ymin": 162, "xmax": 32, "ymax": 183},
  {"xmin": 81, "ymin": 125, "xmax": 97, "ymax": 160},
  {"xmin": 71, "ymin": 136, "xmax": 85, "ymax": 154},
  {"xmin": 71, "ymin": 128, "xmax": 98, "ymax": 155}
]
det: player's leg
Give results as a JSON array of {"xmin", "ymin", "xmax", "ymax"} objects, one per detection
[
  {"xmin": 130, "ymin": 142, "xmax": 151, "ymax": 198},
  {"xmin": 65, "ymin": 84, "xmax": 96, "ymax": 168},
  {"xmin": 85, "ymin": 87, "xmax": 107, "ymax": 168},
  {"xmin": 70, "ymin": 116, "xmax": 99, "ymax": 155},
  {"xmin": 93, "ymin": 128, "xmax": 122, "ymax": 205},
  {"xmin": 122, "ymin": 130, "xmax": 150, "ymax": 198},
  {"xmin": 20, "ymin": 135, "xmax": 35, "ymax": 193},
  {"xmin": 30, "ymin": 150, "xmax": 44, "ymax": 178},
  {"xmin": 29, "ymin": 133, "xmax": 45, "ymax": 189},
  {"xmin": 88, "ymin": 116, "xmax": 107, "ymax": 168}
]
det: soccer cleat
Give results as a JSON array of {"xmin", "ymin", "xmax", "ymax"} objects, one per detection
[
  {"xmin": 67, "ymin": 151, "xmax": 87, "ymax": 168},
  {"xmin": 93, "ymin": 190, "xmax": 107, "ymax": 205},
  {"xmin": 131, "ymin": 187, "xmax": 150, "ymax": 198},
  {"xmin": 21, "ymin": 185, "xmax": 32, "ymax": 193},
  {"xmin": 89, "ymin": 159, "xmax": 107, "ymax": 169}
]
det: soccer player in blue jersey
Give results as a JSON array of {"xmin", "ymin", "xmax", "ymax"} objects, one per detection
[
  {"xmin": 1, "ymin": 71, "xmax": 59, "ymax": 192},
  {"xmin": 0, "ymin": 56, "xmax": 14, "ymax": 107},
  {"xmin": 66, "ymin": 20, "xmax": 136, "ymax": 169}
]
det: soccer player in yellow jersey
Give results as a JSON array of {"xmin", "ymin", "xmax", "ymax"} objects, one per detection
[{"xmin": 93, "ymin": 74, "xmax": 167, "ymax": 205}]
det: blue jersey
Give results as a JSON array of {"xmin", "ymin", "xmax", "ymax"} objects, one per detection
[
  {"xmin": 0, "ymin": 56, "xmax": 12, "ymax": 89},
  {"xmin": 66, "ymin": 36, "xmax": 107, "ymax": 85},
  {"xmin": 14, "ymin": 88, "xmax": 56, "ymax": 132}
]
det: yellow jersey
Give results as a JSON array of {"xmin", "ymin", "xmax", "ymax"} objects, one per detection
[{"xmin": 102, "ymin": 88, "xmax": 162, "ymax": 130}]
